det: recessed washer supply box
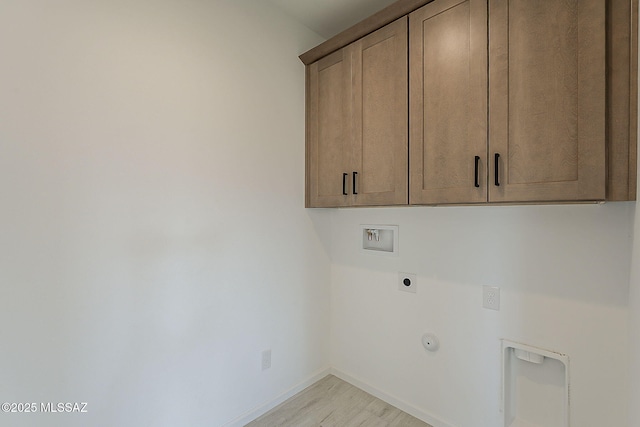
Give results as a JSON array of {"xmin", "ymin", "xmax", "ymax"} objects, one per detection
[{"xmin": 360, "ymin": 225, "xmax": 398, "ymax": 256}]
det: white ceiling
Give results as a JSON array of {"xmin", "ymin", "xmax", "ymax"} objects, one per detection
[{"xmin": 268, "ymin": 0, "xmax": 398, "ymax": 39}]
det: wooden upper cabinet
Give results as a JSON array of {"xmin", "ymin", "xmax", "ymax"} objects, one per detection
[
  {"xmin": 352, "ymin": 17, "xmax": 408, "ymax": 206},
  {"xmin": 306, "ymin": 49, "xmax": 351, "ymax": 207},
  {"xmin": 302, "ymin": 0, "xmax": 635, "ymax": 207},
  {"xmin": 306, "ymin": 18, "xmax": 408, "ymax": 208},
  {"xmin": 411, "ymin": 0, "xmax": 607, "ymax": 205},
  {"xmin": 409, "ymin": 0, "xmax": 487, "ymax": 205},
  {"xmin": 488, "ymin": 0, "xmax": 607, "ymax": 202}
]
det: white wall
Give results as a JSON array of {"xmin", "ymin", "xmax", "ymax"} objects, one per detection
[
  {"xmin": 0, "ymin": 1, "xmax": 329, "ymax": 426},
  {"xmin": 329, "ymin": 203, "xmax": 633, "ymax": 427},
  {"xmin": 3, "ymin": 1, "xmax": 637, "ymax": 426},
  {"xmin": 630, "ymin": 189, "xmax": 640, "ymax": 424},
  {"xmin": 628, "ymin": 20, "xmax": 640, "ymax": 426}
]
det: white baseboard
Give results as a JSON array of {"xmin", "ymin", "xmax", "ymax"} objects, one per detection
[
  {"xmin": 222, "ymin": 367, "xmax": 331, "ymax": 427},
  {"xmin": 330, "ymin": 368, "xmax": 456, "ymax": 427}
]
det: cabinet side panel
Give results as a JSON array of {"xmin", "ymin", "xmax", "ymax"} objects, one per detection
[
  {"xmin": 305, "ymin": 65, "xmax": 311, "ymax": 207},
  {"xmin": 607, "ymin": 0, "xmax": 638, "ymax": 201},
  {"xmin": 631, "ymin": 0, "xmax": 638, "ymax": 200},
  {"xmin": 607, "ymin": 0, "xmax": 631, "ymax": 200},
  {"xmin": 610, "ymin": 0, "xmax": 639, "ymax": 201}
]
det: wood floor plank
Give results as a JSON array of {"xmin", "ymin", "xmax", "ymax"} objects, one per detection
[
  {"xmin": 343, "ymin": 410, "xmax": 389, "ymax": 427},
  {"xmin": 245, "ymin": 375, "xmax": 433, "ymax": 427},
  {"xmin": 249, "ymin": 376, "xmax": 351, "ymax": 427},
  {"xmin": 363, "ymin": 397, "xmax": 403, "ymax": 422},
  {"xmin": 312, "ymin": 385, "xmax": 376, "ymax": 426},
  {"xmin": 389, "ymin": 411, "xmax": 434, "ymax": 427}
]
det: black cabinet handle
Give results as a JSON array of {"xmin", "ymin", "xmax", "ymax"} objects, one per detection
[
  {"xmin": 494, "ymin": 153, "xmax": 500, "ymax": 186},
  {"xmin": 474, "ymin": 156, "xmax": 480, "ymax": 188},
  {"xmin": 353, "ymin": 172, "xmax": 358, "ymax": 195},
  {"xmin": 342, "ymin": 173, "xmax": 348, "ymax": 195}
]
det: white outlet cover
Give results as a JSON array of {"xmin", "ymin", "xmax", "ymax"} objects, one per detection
[
  {"xmin": 483, "ymin": 286, "xmax": 500, "ymax": 310},
  {"xmin": 261, "ymin": 349, "xmax": 271, "ymax": 371},
  {"xmin": 398, "ymin": 272, "xmax": 417, "ymax": 293}
]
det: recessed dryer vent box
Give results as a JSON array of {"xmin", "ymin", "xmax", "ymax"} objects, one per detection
[
  {"xmin": 360, "ymin": 225, "xmax": 398, "ymax": 256},
  {"xmin": 502, "ymin": 340, "xmax": 570, "ymax": 427}
]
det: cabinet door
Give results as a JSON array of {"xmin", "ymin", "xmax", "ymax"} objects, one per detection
[
  {"xmin": 409, "ymin": 0, "xmax": 488, "ymax": 205},
  {"xmin": 489, "ymin": 0, "xmax": 606, "ymax": 202},
  {"xmin": 306, "ymin": 49, "xmax": 352, "ymax": 207},
  {"xmin": 351, "ymin": 17, "xmax": 409, "ymax": 206}
]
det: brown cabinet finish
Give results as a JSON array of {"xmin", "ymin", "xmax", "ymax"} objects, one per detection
[
  {"xmin": 306, "ymin": 50, "xmax": 351, "ymax": 207},
  {"xmin": 489, "ymin": 0, "xmax": 606, "ymax": 202},
  {"xmin": 608, "ymin": 0, "xmax": 638, "ymax": 201},
  {"xmin": 409, "ymin": 0, "xmax": 487, "ymax": 205},
  {"xmin": 302, "ymin": 0, "xmax": 637, "ymax": 207},
  {"xmin": 352, "ymin": 18, "xmax": 408, "ymax": 206},
  {"xmin": 306, "ymin": 18, "xmax": 408, "ymax": 208},
  {"xmin": 299, "ymin": 0, "xmax": 433, "ymax": 66}
]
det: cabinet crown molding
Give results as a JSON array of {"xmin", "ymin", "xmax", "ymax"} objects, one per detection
[{"xmin": 299, "ymin": 0, "xmax": 434, "ymax": 65}]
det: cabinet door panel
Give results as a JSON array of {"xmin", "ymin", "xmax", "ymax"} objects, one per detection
[
  {"xmin": 352, "ymin": 17, "xmax": 408, "ymax": 206},
  {"xmin": 489, "ymin": 0, "xmax": 606, "ymax": 202},
  {"xmin": 409, "ymin": 0, "xmax": 488, "ymax": 204},
  {"xmin": 306, "ymin": 50, "xmax": 351, "ymax": 207}
]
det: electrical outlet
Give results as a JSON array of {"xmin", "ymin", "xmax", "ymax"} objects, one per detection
[
  {"xmin": 261, "ymin": 349, "xmax": 271, "ymax": 371},
  {"xmin": 398, "ymin": 272, "xmax": 417, "ymax": 293},
  {"xmin": 483, "ymin": 286, "xmax": 500, "ymax": 310}
]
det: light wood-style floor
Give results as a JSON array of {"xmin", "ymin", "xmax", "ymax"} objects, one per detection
[{"xmin": 245, "ymin": 375, "xmax": 433, "ymax": 427}]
